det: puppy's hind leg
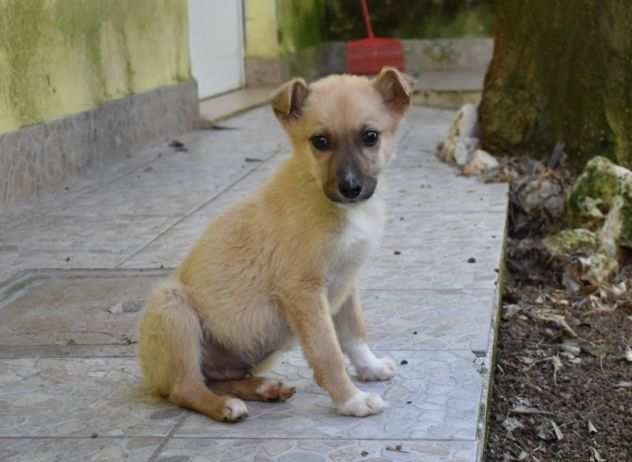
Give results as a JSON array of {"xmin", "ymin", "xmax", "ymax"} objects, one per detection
[
  {"xmin": 137, "ymin": 277, "xmax": 248, "ymax": 422},
  {"xmin": 209, "ymin": 377, "xmax": 296, "ymax": 402}
]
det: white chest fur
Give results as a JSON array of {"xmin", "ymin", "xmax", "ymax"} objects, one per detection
[{"xmin": 327, "ymin": 191, "xmax": 386, "ymax": 312}]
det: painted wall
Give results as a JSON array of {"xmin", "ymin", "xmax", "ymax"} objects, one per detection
[
  {"xmin": 0, "ymin": 0, "xmax": 191, "ymax": 135},
  {"xmin": 244, "ymin": 0, "xmax": 325, "ymax": 84},
  {"xmin": 276, "ymin": 0, "xmax": 324, "ymax": 55},
  {"xmin": 244, "ymin": 0, "xmax": 279, "ymax": 59},
  {"xmin": 244, "ymin": 0, "xmax": 324, "ymax": 59}
]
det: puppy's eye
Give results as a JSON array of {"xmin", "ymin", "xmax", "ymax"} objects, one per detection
[
  {"xmin": 310, "ymin": 135, "xmax": 330, "ymax": 151},
  {"xmin": 361, "ymin": 129, "xmax": 379, "ymax": 147}
]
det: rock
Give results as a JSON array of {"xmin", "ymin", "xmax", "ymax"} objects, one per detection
[
  {"xmin": 511, "ymin": 170, "xmax": 566, "ymax": 236},
  {"xmin": 463, "ymin": 149, "xmax": 499, "ymax": 176},
  {"xmin": 454, "ymin": 139, "xmax": 471, "ymax": 166},
  {"xmin": 502, "ymin": 417, "xmax": 524, "ymax": 433},
  {"xmin": 515, "ymin": 173, "xmax": 565, "ymax": 217},
  {"xmin": 566, "ymin": 156, "xmax": 632, "ymax": 249},
  {"xmin": 438, "ymin": 104, "xmax": 480, "ymax": 164},
  {"xmin": 543, "ymin": 229, "xmax": 600, "ymax": 257},
  {"xmin": 544, "ymin": 157, "xmax": 632, "ymax": 290},
  {"xmin": 543, "ymin": 229, "xmax": 618, "ymax": 289}
]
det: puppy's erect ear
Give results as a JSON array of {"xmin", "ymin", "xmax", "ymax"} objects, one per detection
[
  {"xmin": 373, "ymin": 67, "xmax": 411, "ymax": 118},
  {"xmin": 271, "ymin": 78, "xmax": 309, "ymax": 123}
]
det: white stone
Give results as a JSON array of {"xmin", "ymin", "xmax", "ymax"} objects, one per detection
[
  {"xmin": 438, "ymin": 104, "xmax": 480, "ymax": 164},
  {"xmin": 463, "ymin": 149, "xmax": 499, "ymax": 176},
  {"xmin": 454, "ymin": 140, "xmax": 470, "ymax": 166}
]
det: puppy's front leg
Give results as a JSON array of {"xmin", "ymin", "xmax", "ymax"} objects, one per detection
[
  {"xmin": 283, "ymin": 290, "xmax": 384, "ymax": 417},
  {"xmin": 335, "ymin": 286, "xmax": 397, "ymax": 381}
]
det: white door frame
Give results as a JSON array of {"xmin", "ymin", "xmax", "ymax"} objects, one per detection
[{"xmin": 188, "ymin": 0, "xmax": 246, "ymax": 100}]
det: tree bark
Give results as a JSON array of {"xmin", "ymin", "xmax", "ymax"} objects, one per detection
[{"xmin": 479, "ymin": 0, "xmax": 632, "ymax": 169}]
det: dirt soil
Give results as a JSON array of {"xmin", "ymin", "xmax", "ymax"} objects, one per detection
[{"xmin": 484, "ymin": 159, "xmax": 632, "ymax": 462}]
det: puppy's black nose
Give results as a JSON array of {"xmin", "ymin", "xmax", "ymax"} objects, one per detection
[{"xmin": 338, "ymin": 178, "xmax": 363, "ymax": 200}]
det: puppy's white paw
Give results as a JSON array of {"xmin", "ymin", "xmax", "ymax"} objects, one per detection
[
  {"xmin": 357, "ymin": 356, "xmax": 398, "ymax": 381},
  {"xmin": 337, "ymin": 391, "xmax": 384, "ymax": 417},
  {"xmin": 222, "ymin": 398, "xmax": 248, "ymax": 422}
]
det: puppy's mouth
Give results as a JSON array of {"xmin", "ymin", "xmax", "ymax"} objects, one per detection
[{"xmin": 325, "ymin": 177, "xmax": 377, "ymax": 204}]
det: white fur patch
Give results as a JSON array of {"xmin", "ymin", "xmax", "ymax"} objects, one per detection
[
  {"xmin": 327, "ymin": 188, "xmax": 386, "ymax": 311},
  {"xmin": 345, "ymin": 340, "xmax": 398, "ymax": 381},
  {"xmin": 357, "ymin": 356, "xmax": 398, "ymax": 381},
  {"xmin": 338, "ymin": 191, "xmax": 385, "ymax": 253},
  {"xmin": 337, "ymin": 391, "xmax": 385, "ymax": 417},
  {"xmin": 224, "ymin": 398, "xmax": 248, "ymax": 421}
]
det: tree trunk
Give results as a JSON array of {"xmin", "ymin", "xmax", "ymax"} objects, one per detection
[{"xmin": 479, "ymin": 0, "xmax": 632, "ymax": 169}]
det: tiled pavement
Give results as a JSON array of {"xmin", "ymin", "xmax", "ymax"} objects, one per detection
[{"xmin": 0, "ymin": 106, "xmax": 508, "ymax": 461}]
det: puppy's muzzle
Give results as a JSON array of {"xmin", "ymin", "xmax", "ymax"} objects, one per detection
[{"xmin": 330, "ymin": 170, "xmax": 377, "ymax": 204}]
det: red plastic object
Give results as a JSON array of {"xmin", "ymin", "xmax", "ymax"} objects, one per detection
[{"xmin": 345, "ymin": 0, "xmax": 404, "ymax": 75}]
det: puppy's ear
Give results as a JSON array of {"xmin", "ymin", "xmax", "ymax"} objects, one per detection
[
  {"xmin": 271, "ymin": 78, "xmax": 309, "ymax": 123},
  {"xmin": 373, "ymin": 67, "xmax": 411, "ymax": 118}
]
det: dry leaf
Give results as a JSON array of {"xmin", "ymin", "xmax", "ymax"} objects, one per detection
[
  {"xmin": 502, "ymin": 417, "xmax": 525, "ymax": 432},
  {"xmin": 588, "ymin": 420, "xmax": 598, "ymax": 434},
  {"xmin": 550, "ymin": 420, "xmax": 564, "ymax": 441},
  {"xmin": 614, "ymin": 381, "xmax": 632, "ymax": 388},
  {"xmin": 552, "ymin": 355, "xmax": 563, "ymax": 384},
  {"xmin": 510, "ymin": 406, "xmax": 555, "ymax": 416},
  {"xmin": 560, "ymin": 340, "xmax": 581, "ymax": 355},
  {"xmin": 536, "ymin": 310, "xmax": 578, "ymax": 338},
  {"xmin": 606, "ymin": 281, "xmax": 627, "ymax": 300},
  {"xmin": 591, "ymin": 447, "xmax": 605, "ymax": 462}
]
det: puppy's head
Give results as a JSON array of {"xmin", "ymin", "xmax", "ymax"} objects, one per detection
[{"xmin": 272, "ymin": 67, "xmax": 411, "ymax": 204}]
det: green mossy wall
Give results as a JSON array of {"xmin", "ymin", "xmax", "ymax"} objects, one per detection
[{"xmin": 0, "ymin": 0, "xmax": 191, "ymax": 135}]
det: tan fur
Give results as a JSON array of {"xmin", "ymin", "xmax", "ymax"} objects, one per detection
[{"xmin": 137, "ymin": 68, "xmax": 411, "ymax": 421}]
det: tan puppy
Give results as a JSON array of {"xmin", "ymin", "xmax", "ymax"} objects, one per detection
[{"xmin": 137, "ymin": 67, "xmax": 411, "ymax": 422}]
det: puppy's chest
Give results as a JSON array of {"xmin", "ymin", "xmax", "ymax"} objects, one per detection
[{"xmin": 327, "ymin": 202, "xmax": 385, "ymax": 294}]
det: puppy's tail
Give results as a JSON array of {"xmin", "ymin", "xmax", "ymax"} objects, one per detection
[{"xmin": 137, "ymin": 276, "xmax": 205, "ymax": 397}]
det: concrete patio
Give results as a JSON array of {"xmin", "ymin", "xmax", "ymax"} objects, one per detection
[{"xmin": 0, "ymin": 106, "xmax": 508, "ymax": 462}]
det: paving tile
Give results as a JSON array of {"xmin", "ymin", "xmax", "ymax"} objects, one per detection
[
  {"xmin": 385, "ymin": 181, "xmax": 509, "ymax": 214},
  {"xmin": 53, "ymin": 152, "xmax": 258, "ymax": 218},
  {"xmin": 0, "ymin": 136, "xmax": 167, "ymax": 230},
  {"xmin": 362, "ymin": 240, "xmax": 503, "ymax": 291},
  {"xmin": 361, "ymin": 263, "xmax": 499, "ymax": 292},
  {"xmin": 362, "ymin": 289, "xmax": 497, "ymax": 352},
  {"xmin": 0, "ymin": 437, "xmax": 161, "ymax": 462},
  {"xmin": 176, "ymin": 351, "xmax": 481, "ymax": 441},
  {"xmin": 0, "ymin": 357, "xmax": 183, "ymax": 437},
  {"xmin": 119, "ymin": 156, "xmax": 288, "ymax": 269},
  {"xmin": 384, "ymin": 211, "xmax": 506, "ymax": 242},
  {"xmin": 0, "ymin": 214, "xmax": 176, "ymax": 273},
  {"xmin": 0, "ymin": 270, "xmax": 165, "ymax": 356},
  {"xmin": 155, "ymin": 438, "xmax": 476, "ymax": 462},
  {"xmin": 0, "ymin": 270, "xmax": 494, "ymax": 357}
]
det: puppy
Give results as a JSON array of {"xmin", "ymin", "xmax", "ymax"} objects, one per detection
[{"xmin": 137, "ymin": 67, "xmax": 411, "ymax": 422}]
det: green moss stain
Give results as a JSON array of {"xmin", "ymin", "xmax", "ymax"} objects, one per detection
[
  {"xmin": 276, "ymin": 0, "xmax": 324, "ymax": 55},
  {"xmin": 566, "ymin": 156, "xmax": 620, "ymax": 225},
  {"xmin": 543, "ymin": 229, "xmax": 600, "ymax": 257},
  {"xmin": 0, "ymin": 0, "xmax": 191, "ymax": 134},
  {"xmin": 0, "ymin": 0, "xmax": 48, "ymax": 126},
  {"xmin": 566, "ymin": 156, "xmax": 632, "ymax": 249}
]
